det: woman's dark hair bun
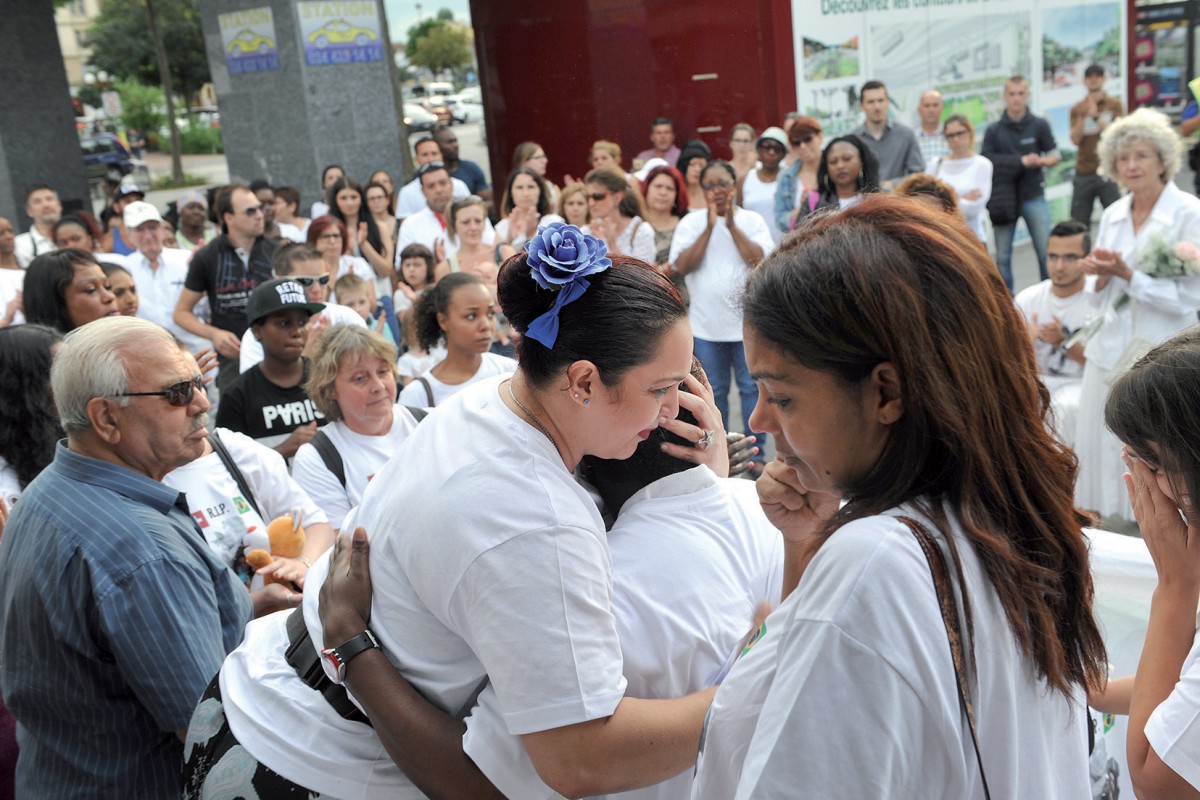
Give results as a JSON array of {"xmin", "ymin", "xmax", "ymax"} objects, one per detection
[{"xmin": 497, "ymin": 251, "xmax": 687, "ymax": 389}]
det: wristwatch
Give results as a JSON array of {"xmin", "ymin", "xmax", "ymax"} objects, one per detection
[{"xmin": 320, "ymin": 629, "xmax": 380, "ymax": 684}]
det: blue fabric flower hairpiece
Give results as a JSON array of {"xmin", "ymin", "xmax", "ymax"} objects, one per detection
[{"xmin": 523, "ymin": 222, "xmax": 612, "ymax": 348}]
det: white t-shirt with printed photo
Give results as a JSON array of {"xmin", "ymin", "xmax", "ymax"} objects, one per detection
[
  {"xmin": 162, "ymin": 428, "xmax": 328, "ymax": 573},
  {"xmin": 397, "ymin": 351, "xmax": 516, "ymax": 407},
  {"xmin": 218, "ymin": 376, "xmax": 627, "ymax": 798},
  {"xmin": 291, "ymin": 404, "xmax": 422, "ymax": 531}
]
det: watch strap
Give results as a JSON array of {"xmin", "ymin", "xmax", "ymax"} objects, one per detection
[{"xmin": 323, "ymin": 629, "xmax": 379, "ymax": 677}]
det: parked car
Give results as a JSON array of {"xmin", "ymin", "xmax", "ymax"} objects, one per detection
[
  {"xmin": 441, "ymin": 94, "xmax": 477, "ymax": 124},
  {"xmin": 403, "ymin": 103, "xmax": 438, "ymax": 133},
  {"xmin": 80, "ymin": 133, "xmax": 150, "ymax": 199},
  {"xmin": 421, "ymin": 97, "xmax": 453, "ymax": 126}
]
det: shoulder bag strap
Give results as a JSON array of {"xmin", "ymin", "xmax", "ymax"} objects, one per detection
[
  {"xmin": 208, "ymin": 430, "xmax": 262, "ymax": 518},
  {"xmin": 416, "ymin": 376, "xmax": 435, "ymax": 407},
  {"xmin": 309, "ymin": 429, "xmax": 347, "ymax": 490},
  {"xmin": 404, "ymin": 405, "xmax": 429, "ymax": 423},
  {"xmin": 896, "ymin": 515, "xmax": 991, "ymax": 800}
]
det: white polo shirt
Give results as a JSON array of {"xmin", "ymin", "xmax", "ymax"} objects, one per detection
[
  {"xmin": 122, "ymin": 247, "xmax": 211, "ymax": 354},
  {"xmin": 395, "ymin": 176, "xmax": 471, "ymax": 219},
  {"xmin": 14, "ymin": 226, "xmax": 56, "ymax": 268}
]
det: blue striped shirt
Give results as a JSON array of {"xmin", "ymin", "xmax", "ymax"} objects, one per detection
[{"xmin": 0, "ymin": 442, "xmax": 252, "ymax": 799}]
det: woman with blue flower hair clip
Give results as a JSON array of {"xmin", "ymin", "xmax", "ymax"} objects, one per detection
[{"xmin": 182, "ymin": 222, "xmax": 732, "ymax": 799}]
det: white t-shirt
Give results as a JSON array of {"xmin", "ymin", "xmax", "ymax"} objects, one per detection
[
  {"xmin": 162, "ymin": 428, "xmax": 328, "ymax": 572},
  {"xmin": 0, "ymin": 269, "xmax": 26, "ymax": 326},
  {"xmin": 741, "ymin": 169, "xmax": 783, "ymax": 243},
  {"xmin": 219, "ymin": 376, "xmax": 626, "ymax": 797},
  {"xmin": 670, "ymin": 208, "xmax": 775, "ymax": 342},
  {"xmin": 927, "ymin": 154, "xmax": 993, "ymax": 242},
  {"xmin": 0, "ymin": 455, "xmax": 22, "ymax": 510},
  {"xmin": 462, "ymin": 467, "xmax": 784, "ymax": 800},
  {"xmin": 1014, "ymin": 279, "xmax": 1097, "ymax": 379},
  {"xmin": 396, "ymin": 207, "xmax": 497, "ymax": 265},
  {"xmin": 611, "ymin": 215, "xmax": 657, "ymax": 264},
  {"xmin": 123, "ymin": 247, "xmax": 211, "ymax": 354},
  {"xmin": 13, "ymin": 226, "xmax": 55, "ymax": 268},
  {"xmin": 397, "ymin": 344, "xmax": 446, "ymax": 380},
  {"xmin": 691, "ymin": 505, "xmax": 1090, "ymax": 800},
  {"xmin": 397, "ymin": 351, "xmax": 516, "ymax": 407},
  {"xmin": 291, "ymin": 404, "xmax": 422, "ymax": 531},
  {"xmin": 395, "ymin": 176, "xmax": 471, "ymax": 219},
  {"xmin": 1146, "ymin": 613, "xmax": 1200, "ymax": 791},
  {"xmin": 239, "ymin": 302, "xmax": 365, "ymax": 373},
  {"xmin": 278, "ymin": 221, "xmax": 309, "ymax": 243}
]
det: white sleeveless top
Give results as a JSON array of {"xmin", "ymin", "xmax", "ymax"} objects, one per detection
[{"xmin": 741, "ymin": 169, "xmax": 782, "ymax": 243}]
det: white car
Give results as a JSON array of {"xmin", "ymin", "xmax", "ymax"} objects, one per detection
[
  {"xmin": 403, "ymin": 103, "xmax": 437, "ymax": 133},
  {"xmin": 444, "ymin": 90, "xmax": 484, "ymax": 125}
]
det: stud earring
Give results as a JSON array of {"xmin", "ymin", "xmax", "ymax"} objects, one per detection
[
  {"xmin": 574, "ymin": 393, "xmax": 580, "ymax": 398},
  {"xmin": 583, "ymin": 399, "xmax": 589, "ymax": 405}
]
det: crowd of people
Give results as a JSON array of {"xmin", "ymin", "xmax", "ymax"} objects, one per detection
[{"xmin": 0, "ymin": 65, "xmax": 1199, "ymax": 799}]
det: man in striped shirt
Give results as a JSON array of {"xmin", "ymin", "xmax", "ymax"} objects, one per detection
[{"xmin": 0, "ymin": 317, "xmax": 252, "ymax": 798}]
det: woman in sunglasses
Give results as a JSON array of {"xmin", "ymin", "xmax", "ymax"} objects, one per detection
[
  {"xmin": 738, "ymin": 127, "xmax": 790, "ymax": 243},
  {"xmin": 773, "ymin": 116, "xmax": 824, "ymax": 233},
  {"xmin": 306, "ymin": 216, "xmax": 375, "ymax": 304},
  {"xmin": 585, "ymin": 166, "xmax": 656, "ymax": 264}
]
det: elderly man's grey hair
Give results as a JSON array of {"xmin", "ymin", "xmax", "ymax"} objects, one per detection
[
  {"xmin": 52, "ymin": 316, "xmax": 181, "ymax": 434},
  {"xmin": 1097, "ymin": 107, "xmax": 1183, "ymax": 185}
]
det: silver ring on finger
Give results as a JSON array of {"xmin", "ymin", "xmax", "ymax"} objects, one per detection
[{"xmin": 697, "ymin": 429, "xmax": 714, "ymax": 451}]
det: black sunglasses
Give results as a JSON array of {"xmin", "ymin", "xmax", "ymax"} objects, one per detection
[
  {"xmin": 292, "ymin": 275, "xmax": 331, "ymax": 287},
  {"xmin": 111, "ymin": 376, "xmax": 205, "ymax": 407},
  {"xmin": 589, "ymin": 192, "xmax": 609, "ymax": 201}
]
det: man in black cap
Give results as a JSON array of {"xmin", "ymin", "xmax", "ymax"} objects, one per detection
[{"xmin": 214, "ymin": 277, "xmax": 325, "ymax": 459}]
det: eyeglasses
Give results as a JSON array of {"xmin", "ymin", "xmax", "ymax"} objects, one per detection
[
  {"xmin": 239, "ymin": 205, "xmax": 264, "ymax": 217},
  {"xmin": 530, "ymin": 154, "xmax": 548, "ymax": 161},
  {"xmin": 759, "ymin": 142, "xmax": 786, "ymax": 153},
  {"xmin": 416, "ymin": 161, "xmax": 446, "ymax": 177},
  {"xmin": 945, "ymin": 130, "xmax": 970, "ymax": 140},
  {"xmin": 318, "ymin": 232, "xmax": 343, "ymax": 241},
  {"xmin": 702, "ymin": 180, "xmax": 733, "ymax": 191},
  {"xmin": 790, "ymin": 135, "xmax": 816, "ymax": 145},
  {"xmin": 589, "ymin": 192, "xmax": 609, "ymax": 201},
  {"xmin": 111, "ymin": 376, "xmax": 205, "ymax": 407},
  {"xmin": 292, "ymin": 274, "xmax": 331, "ymax": 286}
]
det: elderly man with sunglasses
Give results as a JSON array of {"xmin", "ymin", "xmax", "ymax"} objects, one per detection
[
  {"xmin": 0, "ymin": 316, "xmax": 252, "ymax": 798},
  {"xmin": 175, "ymin": 183, "xmax": 279, "ymax": 397},
  {"xmin": 237, "ymin": 243, "xmax": 366, "ymax": 375}
]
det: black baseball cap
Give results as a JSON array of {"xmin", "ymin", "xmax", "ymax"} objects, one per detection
[{"xmin": 246, "ymin": 278, "xmax": 325, "ymax": 325}]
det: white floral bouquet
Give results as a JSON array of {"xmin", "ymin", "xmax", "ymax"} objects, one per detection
[{"xmin": 1064, "ymin": 236, "xmax": 1200, "ymax": 348}]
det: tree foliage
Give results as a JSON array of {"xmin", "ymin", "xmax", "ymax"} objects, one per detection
[
  {"xmin": 409, "ymin": 22, "xmax": 473, "ymax": 74},
  {"xmin": 115, "ymin": 77, "xmax": 165, "ymax": 134},
  {"xmin": 85, "ymin": 0, "xmax": 210, "ymax": 101}
]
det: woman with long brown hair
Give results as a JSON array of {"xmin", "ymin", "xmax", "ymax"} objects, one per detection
[{"xmin": 691, "ymin": 195, "xmax": 1106, "ymax": 797}]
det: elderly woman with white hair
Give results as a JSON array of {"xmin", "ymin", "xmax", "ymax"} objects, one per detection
[{"xmin": 1074, "ymin": 107, "xmax": 1200, "ymax": 521}]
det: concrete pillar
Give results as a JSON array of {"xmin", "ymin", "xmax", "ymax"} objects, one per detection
[
  {"xmin": 0, "ymin": 1, "xmax": 90, "ymax": 228},
  {"xmin": 200, "ymin": 0, "xmax": 407, "ymax": 212}
]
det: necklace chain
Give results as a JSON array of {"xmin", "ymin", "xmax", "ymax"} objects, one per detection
[{"xmin": 507, "ymin": 382, "xmax": 556, "ymax": 449}]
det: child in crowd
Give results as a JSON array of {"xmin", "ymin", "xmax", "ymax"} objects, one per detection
[
  {"xmin": 216, "ymin": 278, "xmax": 327, "ymax": 459},
  {"xmin": 392, "ymin": 243, "xmax": 436, "ymax": 320},
  {"xmin": 397, "ymin": 272, "xmax": 516, "ymax": 407},
  {"xmin": 335, "ymin": 273, "xmax": 398, "ymax": 345}
]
